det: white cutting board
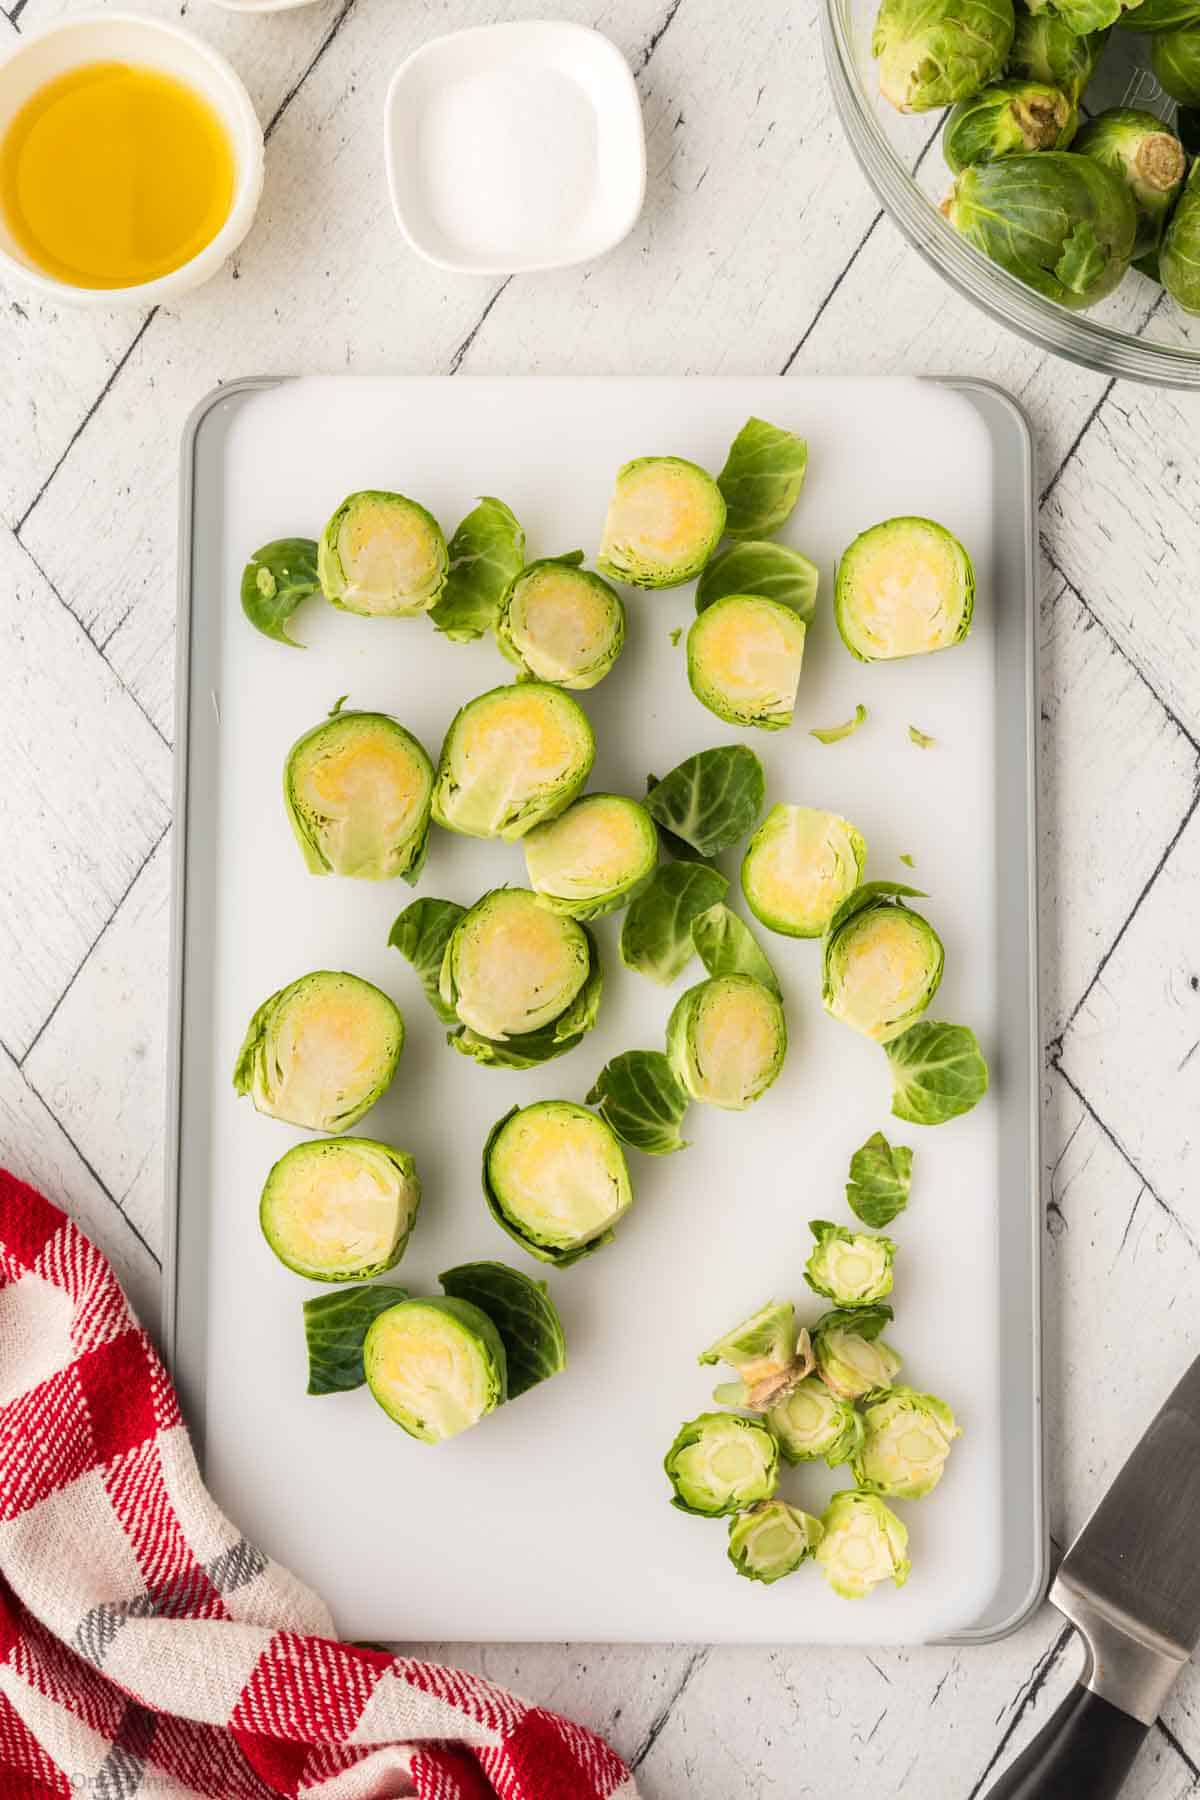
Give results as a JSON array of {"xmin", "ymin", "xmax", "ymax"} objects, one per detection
[{"xmin": 175, "ymin": 375, "xmax": 1038, "ymax": 1645}]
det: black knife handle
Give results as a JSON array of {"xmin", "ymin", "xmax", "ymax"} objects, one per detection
[{"xmin": 983, "ymin": 1684, "xmax": 1149, "ymax": 1800}]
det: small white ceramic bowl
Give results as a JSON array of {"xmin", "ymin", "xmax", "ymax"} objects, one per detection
[
  {"xmin": 384, "ymin": 20, "xmax": 646, "ymax": 276},
  {"xmin": 0, "ymin": 12, "xmax": 264, "ymax": 308}
]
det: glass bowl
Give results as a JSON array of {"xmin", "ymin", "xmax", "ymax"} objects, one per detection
[{"xmin": 821, "ymin": 0, "xmax": 1200, "ymax": 386}]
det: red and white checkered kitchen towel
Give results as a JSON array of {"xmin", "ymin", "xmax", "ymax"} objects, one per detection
[{"xmin": 0, "ymin": 1170, "xmax": 641, "ymax": 1800}]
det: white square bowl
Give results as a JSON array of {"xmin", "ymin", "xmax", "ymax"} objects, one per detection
[{"xmin": 384, "ymin": 20, "xmax": 646, "ymax": 276}]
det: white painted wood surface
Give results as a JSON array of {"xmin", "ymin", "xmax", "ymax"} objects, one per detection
[{"xmin": 1, "ymin": 0, "xmax": 1199, "ymax": 1789}]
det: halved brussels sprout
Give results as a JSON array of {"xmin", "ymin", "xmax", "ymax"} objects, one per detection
[
  {"xmin": 483, "ymin": 1100, "xmax": 633, "ymax": 1266},
  {"xmin": 440, "ymin": 888, "xmax": 592, "ymax": 1043},
  {"xmin": 233, "ymin": 971, "xmax": 404, "ymax": 1133},
  {"xmin": 886, "ymin": 1020, "xmax": 990, "ymax": 1124},
  {"xmin": 1074, "ymin": 110, "xmax": 1186, "ymax": 258},
  {"xmin": 599, "ymin": 456, "xmax": 726, "ymax": 589},
  {"xmin": 667, "ymin": 975, "xmax": 788, "ymax": 1110},
  {"xmin": 822, "ymin": 884, "xmax": 944, "ymax": 1043},
  {"xmin": 766, "ymin": 1375, "xmax": 865, "ymax": 1467},
  {"xmin": 432, "ymin": 683, "xmax": 594, "ymax": 840},
  {"xmin": 1152, "ymin": 25, "xmax": 1200, "ymax": 104},
  {"xmin": 645, "ymin": 745, "xmax": 767, "ymax": 859},
  {"xmin": 812, "ymin": 1305, "xmax": 901, "ymax": 1401},
  {"xmin": 523, "ymin": 793, "xmax": 658, "ymax": 919},
  {"xmin": 806, "ymin": 1220, "xmax": 896, "ymax": 1307},
  {"xmin": 587, "ymin": 1050, "xmax": 691, "ymax": 1156},
  {"xmin": 852, "ymin": 1387, "xmax": 962, "ymax": 1499},
  {"xmin": 741, "ymin": 804, "xmax": 866, "ymax": 940},
  {"xmin": 873, "ymin": 0, "xmax": 1015, "ymax": 111},
  {"xmin": 817, "ymin": 1491, "xmax": 911, "ymax": 1598},
  {"xmin": 716, "ymin": 417, "xmax": 808, "ymax": 539},
  {"xmin": 1161, "ymin": 162, "xmax": 1200, "ymax": 313},
  {"xmin": 283, "ymin": 705, "xmax": 434, "ymax": 882},
  {"xmin": 727, "ymin": 1502, "xmax": 824, "ymax": 1585},
  {"xmin": 241, "ymin": 538, "xmax": 320, "ymax": 648},
  {"xmin": 495, "ymin": 555, "xmax": 626, "ymax": 689},
  {"xmin": 687, "ymin": 596, "xmax": 806, "ymax": 731},
  {"xmin": 664, "ymin": 1412, "xmax": 779, "ymax": 1516},
  {"xmin": 363, "ymin": 1296, "xmax": 506, "ymax": 1442},
  {"xmin": 942, "ymin": 80, "xmax": 1077, "ymax": 174},
  {"xmin": 318, "ymin": 491, "xmax": 448, "ymax": 617},
  {"xmin": 835, "ymin": 518, "xmax": 974, "ymax": 662},
  {"xmin": 260, "ymin": 1138, "xmax": 420, "ymax": 1282},
  {"xmin": 1007, "ymin": 10, "xmax": 1108, "ymax": 107},
  {"xmin": 699, "ymin": 1299, "xmax": 814, "ymax": 1410}
]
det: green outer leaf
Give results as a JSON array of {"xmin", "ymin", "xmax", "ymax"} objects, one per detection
[
  {"xmin": 303, "ymin": 1284, "xmax": 408, "ymax": 1395},
  {"xmin": 450, "ymin": 928, "xmax": 603, "ymax": 1069},
  {"xmin": 886, "ymin": 1021, "xmax": 990, "ymax": 1125},
  {"xmin": 643, "ymin": 745, "xmax": 766, "ymax": 858},
  {"xmin": 429, "ymin": 497, "xmax": 525, "ymax": 641},
  {"xmin": 717, "ymin": 417, "xmax": 808, "ymax": 538},
  {"xmin": 695, "ymin": 540, "xmax": 820, "ymax": 621},
  {"xmin": 587, "ymin": 1049, "xmax": 690, "ymax": 1155},
  {"xmin": 811, "ymin": 704, "xmax": 867, "ymax": 745},
  {"xmin": 439, "ymin": 1261, "xmax": 566, "ymax": 1399},
  {"xmin": 480, "ymin": 1106, "xmax": 622, "ymax": 1266},
  {"xmin": 388, "ymin": 898, "xmax": 466, "ymax": 1025},
  {"xmin": 826, "ymin": 880, "xmax": 927, "ymax": 939},
  {"xmin": 1007, "ymin": 11, "xmax": 1109, "ymax": 106},
  {"xmin": 620, "ymin": 863, "xmax": 730, "ymax": 985},
  {"xmin": 1052, "ymin": 0, "xmax": 1141, "ymax": 27},
  {"xmin": 241, "ymin": 539, "xmax": 320, "ymax": 648},
  {"xmin": 691, "ymin": 902, "xmax": 780, "ymax": 995},
  {"xmin": 846, "ymin": 1131, "xmax": 914, "ymax": 1227},
  {"xmin": 813, "ymin": 1303, "xmax": 894, "ymax": 1345}
]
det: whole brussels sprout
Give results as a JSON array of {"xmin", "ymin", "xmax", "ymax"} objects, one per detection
[
  {"xmin": 1161, "ymin": 162, "xmax": 1200, "ymax": 313},
  {"xmin": 874, "ymin": 0, "xmax": 1015, "ymax": 110},
  {"xmin": 1007, "ymin": 9, "xmax": 1109, "ymax": 106},
  {"xmin": 1043, "ymin": 0, "xmax": 1144, "ymax": 26},
  {"xmin": 943, "ymin": 80, "xmax": 1077, "ymax": 173},
  {"xmin": 1074, "ymin": 109, "xmax": 1186, "ymax": 257},
  {"xmin": 1152, "ymin": 23, "xmax": 1200, "ymax": 102}
]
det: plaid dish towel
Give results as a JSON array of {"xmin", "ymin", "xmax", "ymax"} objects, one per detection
[{"xmin": 0, "ymin": 1170, "xmax": 640, "ymax": 1800}]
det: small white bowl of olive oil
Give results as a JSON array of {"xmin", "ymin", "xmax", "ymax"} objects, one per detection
[{"xmin": 0, "ymin": 12, "xmax": 264, "ymax": 306}]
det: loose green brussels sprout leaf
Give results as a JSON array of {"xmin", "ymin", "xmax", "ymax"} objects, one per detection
[
  {"xmin": 261, "ymin": 1138, "xmax": 420, "ymax": 1282},
  {"xmin": 667, "ymin": 974, "xmax": 788, "ymax": 1111},
  {"xmin": 233, "ymin": 971, "xmax": 404, "ymax": 1133},
  {"xmin": 1120, "ymin": 0, "xmax": 1200, "ymax": 24},
  {"xmin": 691, "ymin": 903, "xmax": 780, "ymax": 996},
  {"xmin": 664, "ymin": 1412, "xmax": 779, "ymax": 1516},
  {"xmin": 1153, "ymin": 24, "xmax": 1200, "ymax": 104},
  {"xmin": 1007, "ymin": 10, "xmax": 1108, "ymax": 105},
  {"xmin": 523, "ymin": 793, "xmax": 658, "ymax": 919},
  {"xmin": 598, "ymin": 455, "xmax": 726, "ymax": 588},
  {"xmin": 303, "ymin": 1283, "xmax": 410, "ymax": 1395},
  {"xmin": 823, "ymin": 883, "xmax": 944, "ymax": 1043},
  {"xmin": 812, "ymin": 1305, "xmax": 901, "ymax": 1401},
  {"xmin": 643, "ymin": 744, "xmax": 766, "ymax": 858},
  {"xmin": 495, "ymin": 556, "xmax": 626, "ymax": 689},
  {"xmin": 836, "ymin": 518, "xmax": 974, "ymax": 662},
  {"xmin": 945, "ymin": 153, "xmax": 1136, "ymax": 311},
  {"xmin": 587, "ymin": 1050, "xmax": 691, "ymax": 1155},
  {"xmin": 1161, "ymin": 162, "xmax": 1200, "ymax": 312},
  {"xmin": 742, "ymin": 804, "xmax": 866, "ymax": 940},
  {"xmin": 483, "ymin": 1101, "xmax": 633, "ymax": 1266},
  {"xmin": 817, "ymin": 1490, "xmax": 911, "ymax": 1598},
  {"xmin": 943, "ymin": 79, "xmax": 1077, "ymax": 174},
  {"xmin": 727, "ymin": 1501, "xmax": 824, "ymax": 1584},
  {"xmin": 1074, "ymin": 110, "xmax": 1186, "ymax": 258},
  {"xmin": 806, "ymin": 1220, "xmax": 897, "ymax": 1306},
  {"xmin": 700, "ymin": 1299, "xmax": 814, "ymax": 1409},
  {"xmin": 620, "ymin": 862, "xmax": 730, "ymax": 985},
  {"xmin": 439, "ymin": 890, "xmax": 602, "ymax": 1067},
  {"xmin": 908, "ymin": 724, "xmax": 936, "ymax": 748},
  {"xmin": 364, "ymin": 1296, "xmax": 506, "ymax": 1442},
  {"xmin": 283, "ymin": 706, "xmax": 434, "ymax": 883},
  {"xmin": 766, "ymin": 1376, "xmax": 865, "ymax": 1466},
  {"xmin": 695, "ymin": 541, "xmax": 819, "ymax": 622},
  {"xmin": 432, "ymin": 683, "xmax": 594, "ymax": 840},
  {"xmin": 873, "ymin": 0, "xmax": 1015, "ymax": 110},
  {"xmin": 241, "ymin": 538, "xmax": 320, "ymax": 648},
  {"xmin": 439, "ymin": 1261, "xmax": 566, "ymax": 1400},
  {"xmin": 846, "ymin": 1131, "xmax": 913, "ymax": 1227},
  {"xmin": 388, "ymin": 897, "xmax": 466, "ymax": 1025},
  {"xmin": 318, "ymin": 491, "xmax": 448, "ymax": 618},
  {"xmin": 1046, "ymin": 0, "xmax": 1143, "ymax": 26},
  {"xmin": 429, "ymin": 497, "xmax": 525, "ymax": 641},
  {"xmin": 716, "ymin": 417, "xmax": 808, "ymax": 540},
  {"xmin": 811, "ymin": 705, "xmax": 867, "ymax": 745},
  {"xmin": 852, "ymin": 1387, "xmax": 962, "ymax": 1499},
  {"xmin": 885, "ymin": 1021, "xmax": 990, "ymax": 1124},
  {"xmin": 687, "ymin": 596, "xmax": 806, "ymax": 731}
]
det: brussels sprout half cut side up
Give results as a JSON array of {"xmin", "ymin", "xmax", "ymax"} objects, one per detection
[
  {"xmin": 699, "ymin": 1299, "xmax": 814, "ymax": 1410},
  {"xmin": 741, "ymin": 804, "xmax": 866, "ymax": 940},
  {"xmin": 727, "ymin": 1502, "xmax": 824, "ymax": 1584},
  {"xmin": 812, "ymin": 1306, "xmax": 902, "ymax": 1402},
  {"xmin": 817, "ymin": 1491, "xmax": 911, "ymax": 1598},
  {"xmin": 483, "ymin": 1100, "xmax": 633, "ymax": 1266},
  {"xmin": 439, "ymin": 888, "xmax": 596, "ymax": 1047},
  {"xmin": 942, "ymin": 80, "xmax": 1078, "ymax": 174},
  {"xmin": 523, "ymin": 794, "xmax": 658, "ymax": 919},
  {"xmin": 1074, "ymin": 110, "xmax": 1186, "ymax": 259},
  {"xmin": 1162, "ymin": 163, "xmax": 1200, "ymax": 313},
  {"xmin": 233, "ymin": 971, "xmax": 404, "ymax": 1133},
  {"xmin": 822, "ymin": 883, "xmax": 944, "ymax": 1044},
  {"xmin": 260, "ymin": 1138, "xmax": 420, "ymax": 1282},
  {"xmin": 667, "ymin": 975, "xmax": 788, "ymax": 1111},
  {"xmin": 766, "ymin": 1376, "xmax": 865, "ymax": 1467},
  {"xmin": 284, "ymin": 707, "xmax": 434, "ymax": 883},
  {"xmin": 364, "ymin": 1296, "xmax": 506, "ymax": 1442},
  {"xmin": 432, "ymin": 683, "xmax": 594, "ymax": 840},
  {"xmin": 241, "ymin": 538, "xmax": 320, "ymax": 647},
  {"xmin": 852, "ymin": 1387, "xmax": 962, "ymax": 1499},
  {"xmin": 495, "ymin": 556, "xmax": 626, "ymax": 689},
  {"xmin": 687, "ymin": 596, "xmax": 806, "ymax": 731},
  {"xmin": 835, "ymin": 518, "xmax": 974, "ymax": 662},
  {"xmin": 806, "ymin": 1220, "xmax": 896, "ymax": 1307},
  {"xmin": 1007, "ymin": 10, "xmax": 1108, "ymax": 107},
  {"xmin": 599, "ymin": 456, "xmax": 726, "ymax": 589},
  {"xmin": 664, "ymin": 1412, "xmax": 779, "ymax": 1516},
  {"xmin": 873, "ymin": 0, "xmax": 1015, "ymax": 111},
  {"xmin": 318, "ymin": 491, "xmax": 448, "ymax": 618}
]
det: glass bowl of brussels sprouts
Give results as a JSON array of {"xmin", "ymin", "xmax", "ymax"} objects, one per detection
[{"xmin": 822, "ymin": 0, "xmax": 1200, "ymax": 384}]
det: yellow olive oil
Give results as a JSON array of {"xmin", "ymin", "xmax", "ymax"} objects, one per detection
[{"xmin": 0, "ymin": 62, "xmax": 235, "ymax": 289}]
